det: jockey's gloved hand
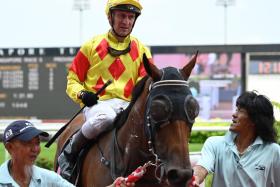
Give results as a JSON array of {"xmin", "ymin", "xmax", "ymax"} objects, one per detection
[{"xmin": 79, "ymin": 91, "xmax": 99, "ymax": 107}]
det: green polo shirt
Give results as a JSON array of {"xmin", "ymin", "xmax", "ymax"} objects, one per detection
[{"xmin": 197, "ymin": 131, "xmax": 280, "ymax": 187}]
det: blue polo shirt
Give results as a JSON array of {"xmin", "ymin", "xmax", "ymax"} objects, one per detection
[
  {"xmin": 0, "ymin": 160, "xmax": 75, "ymax": 187},
  {"xmin": 197, "ymin": 131, "xmax": 280, "ymax": 187}
]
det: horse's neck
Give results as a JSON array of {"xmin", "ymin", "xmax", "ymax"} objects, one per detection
[
  {"xmin": 119, "ymin": 92, "xmax": 149, "ymax": 149},
  {"xmin": 117, "ymin": 84, "xmax": 151, "ymax": 167}
]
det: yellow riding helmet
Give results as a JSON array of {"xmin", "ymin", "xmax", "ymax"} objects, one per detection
[{"xmin": 105, "ymin": 0, "xmax": 143, "ymax": 16}]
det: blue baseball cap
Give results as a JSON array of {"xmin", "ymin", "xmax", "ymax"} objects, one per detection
[{"xmin": 3, "ymin": 120, "xmax": 49, "ymax": 144}]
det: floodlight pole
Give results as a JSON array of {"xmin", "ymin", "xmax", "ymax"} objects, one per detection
[
  {"xmin": 216, "ymin": 0, "xmax": 235, "ymax": 45},
  {"xmin": 73, "ymin": 0, "xmax": 90, "ymax": 44},
  {"xmin": 79, "ymin": 8, "xmax": 82, "ymax": 44}
]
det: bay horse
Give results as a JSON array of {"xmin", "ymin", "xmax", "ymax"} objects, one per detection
[{"xmin": 55, "ymin": 52, "xmax": 199, "ymax": 187}]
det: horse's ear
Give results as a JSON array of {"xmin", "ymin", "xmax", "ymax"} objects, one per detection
[
  {"xmin": 180, "ymin": 51, "xmax": 198, "ymax": 80},
  {"xmin": 143, "ymin": 53, "xmax": 162, "ymax": 81}
]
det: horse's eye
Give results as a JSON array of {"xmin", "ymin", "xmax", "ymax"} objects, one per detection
[
  {"xmin": 184, "ymin": 95, "xmax": 200, "ymax": 124},
  {"xmin": 150, "ymin": 95, "xmax": 172, "ymax": 124}
]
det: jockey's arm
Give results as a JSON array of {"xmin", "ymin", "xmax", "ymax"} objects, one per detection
[{"xmin": 66, "ymin": 71, "xmax": 85, "ymax": 105}]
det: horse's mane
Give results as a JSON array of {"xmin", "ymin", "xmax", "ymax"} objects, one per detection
[{"xmin": 114, "ymin": 76, "xmax": 148, "ymax": 129}]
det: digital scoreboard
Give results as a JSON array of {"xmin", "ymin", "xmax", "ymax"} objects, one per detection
[{"xmin": 0, "ymin": 48, "xmax": 80, "ymax": 119}]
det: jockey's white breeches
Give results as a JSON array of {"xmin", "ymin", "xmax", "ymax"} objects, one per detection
[{"xmin": 81, "ymin": 98, "xmax": 129, "ymax": 139}]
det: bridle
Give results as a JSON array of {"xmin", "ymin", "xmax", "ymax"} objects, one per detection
[
  {"xmin": 145, "ymin": 79, "xmax": 192, "ymax": 150},
  {"xmin": 143, "ymin": 69, "xmax": 199, "ymax": 182}
]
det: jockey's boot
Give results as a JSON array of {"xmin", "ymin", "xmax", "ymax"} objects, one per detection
[{"xmin": 58, "ymin": 130, "xmax": 88, "ymax": 181}]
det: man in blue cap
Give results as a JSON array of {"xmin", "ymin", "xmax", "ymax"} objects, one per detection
[
  {"xmin": 0, "ymin": 120, "xmax": 75, "ymax": 187},
  {"xmin": 0, "ymin": 120, "xmax": 134, "ymax": 187}
]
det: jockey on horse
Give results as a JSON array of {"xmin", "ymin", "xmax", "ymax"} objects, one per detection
[{"xmin": 58, "ymin": 0, "xmax": 153, "ymax": 181}]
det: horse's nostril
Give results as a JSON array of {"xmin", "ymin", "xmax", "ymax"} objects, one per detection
[
  {"xmin": 167, "ymin": 169, "xmax": 178, "ymax": 180},
  {"xmin": 167, "ymin": 168, "xmax": 193, "ymax": 187}
]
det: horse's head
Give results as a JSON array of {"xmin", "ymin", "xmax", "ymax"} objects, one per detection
[{"xmin": 142, "ymin": 52, "xmax": 199, "ymax": 187}]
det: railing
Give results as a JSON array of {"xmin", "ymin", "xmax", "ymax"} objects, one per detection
[{"xmin": 0, "ymin": 120, "xmax": 229, "ymax": 135}]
